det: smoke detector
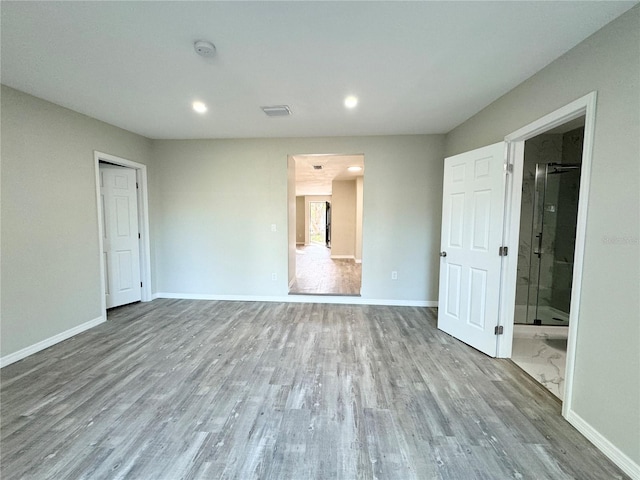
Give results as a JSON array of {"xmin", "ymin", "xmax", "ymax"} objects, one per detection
[{"xmin": 194, "ymin": 40, "xmax": 216, "ymax": 58}]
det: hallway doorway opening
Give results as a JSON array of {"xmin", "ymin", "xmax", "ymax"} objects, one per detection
[{"xmin": 288, "ymin": 154, "xmax": 364, "ymax": 296}]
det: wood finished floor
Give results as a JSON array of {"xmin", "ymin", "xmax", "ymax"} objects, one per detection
[
  {"xmin": 1, "ymin": 299, "xmax": 628, "ymax": 480},
  {"xmin": 289, "ymin": 244, "xmax": 361, "ymax": 296}
]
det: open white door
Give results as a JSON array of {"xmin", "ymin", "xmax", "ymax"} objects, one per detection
[
  {"xmin": 100, "ymin": 165, "xmax": 141, "ymax": 308},
  {"xmin": 437, "ymin": 142, "xmax": 506, "ymax": 357}
]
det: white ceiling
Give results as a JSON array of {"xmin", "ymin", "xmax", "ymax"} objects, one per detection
[
  {"xmin": 294, "ymin": 154, "xmax": 364, "ymax": 196},
  {"xmin": 1, "ymin": 1, "xmax": 636, "ymax": 140}
]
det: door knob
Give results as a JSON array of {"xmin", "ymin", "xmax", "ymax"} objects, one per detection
[{"xmin": 440, "ymin": 251, "xmax": 447, "ymax": 257}]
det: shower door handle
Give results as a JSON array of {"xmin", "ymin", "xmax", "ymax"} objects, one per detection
[{"xmin": 534, "ymin": 233, "xmax": 542, "ymax": 257}]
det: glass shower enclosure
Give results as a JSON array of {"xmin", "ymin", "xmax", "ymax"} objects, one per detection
[{"xmin": 518, "ymin": 162, "xmax": 582, "ymax": 326}]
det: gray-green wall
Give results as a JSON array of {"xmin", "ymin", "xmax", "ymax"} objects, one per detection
[
  {"xmin": 151, "ymin": 135, "xmax": 444, "ymax": 301},
  {"xmin": 295, "ymin": 196, "xmax": 306, "ymax": 244},
  {"xmin": 0, "ymin": 85, "xmax": 153, "ymax": 357},
  {"xmin": 446, "ymin": 6, "xmax": 640, "ymax": 466}
]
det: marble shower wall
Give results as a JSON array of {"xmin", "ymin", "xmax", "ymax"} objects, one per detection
[{"xmin": 551, "ymin": 127, "xmax": 584, "ymax": 313}]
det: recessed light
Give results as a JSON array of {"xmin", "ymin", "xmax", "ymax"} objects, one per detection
[
  {"xmin": 348, "ymin": 166, "xmax": 362, "ymax": 172},
  {"xmin": 192, "ymin": 101, "xmax": 207, "ymax": 113},
  {"xmin": 344, "ymin": 95, "xmax": 358, "ymax": 109}
]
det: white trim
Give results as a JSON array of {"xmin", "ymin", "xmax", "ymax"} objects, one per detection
[
  {"xmin": 498, "ymin": 92, "xmax": 597, "ymax": 422},
  {"xmin": 496, "ymin": 140, "xmax": 523, "ymax": 356},
  {"xmin": 0, "ymin": 316, "xmax": 105, "ymax": 368},
  {"xmin": 355, "ymin": 259, "xmax": 362, "ymax": 264},
  {"xmin": 565, "ymin": 410, "xmax": 640, "ymax": 479},
  {"xmin": 288, "ymin": 277, "xmax": 296, "ymax": 289},
  {"xmin": 505, "ymin": 93, "xmax": 596, "ymax": 142},
  {"xmin": 156, "ymin": 292, "xmax": 437, "ymax": 307},
  {"xmin": 94, "ymin": 152, "xmax": 152, "ymax": 316},
  {"xmin": 330, "ymin": 255, "xmax": 355, "ymax": 260}
]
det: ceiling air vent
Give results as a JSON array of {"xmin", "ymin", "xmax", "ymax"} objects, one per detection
[{"xmin": 261, "ymin": 105, "xmax": 292, "ymax": 117}]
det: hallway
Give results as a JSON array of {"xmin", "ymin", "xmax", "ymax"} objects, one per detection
[{"xmin": 289, "ymin": 244, "xmax": 361, "ymax": 296}]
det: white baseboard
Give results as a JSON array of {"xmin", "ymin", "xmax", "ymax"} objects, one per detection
[
  {"xmin": 566, "ymin": 410, "xmax": 640, "ymax": 479},
  {"xmin": 0, "ymin": 315, "xmax": 106, "ymax": 368},
  {"xmin": 156, "ymin": 292, "xmax": 437, "ymax": 308}
]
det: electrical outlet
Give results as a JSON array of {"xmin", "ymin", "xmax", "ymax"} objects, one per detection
[
  {"xmin": 391, "ymin": 271, "xmax": 398, "ymax": 280},
  {"xmin": 271, "ymin": 224, "xmax": 277, "ymax": 232},
  {"xmin": 271, "ymin": 273, "xmax": 277, "ymax": 281}
]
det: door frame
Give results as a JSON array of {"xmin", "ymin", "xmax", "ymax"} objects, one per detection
[
  {"xmin": 498, "ymin": 91, "xmax": 597, "ymax": 417},
  {"xmin": 94, "ymin": 151, "xmax": 152, "ymax": 315},
  {"xmin": 288, "ymin": 153, "xmax": 365, "ymax": 295}
]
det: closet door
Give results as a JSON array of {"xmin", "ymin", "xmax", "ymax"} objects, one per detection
[{"xmin": 100, "ymin": 165, "xmax": 141, "ymax": 308}]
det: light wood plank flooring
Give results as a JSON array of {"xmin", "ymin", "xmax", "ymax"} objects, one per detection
[
  {"xmin": 290, "ymin": 244, "xmax": 361, "ymax": 295},
  {"xmin": 1, "ymin": 300, "xmax": 628, "ymax": 479}
]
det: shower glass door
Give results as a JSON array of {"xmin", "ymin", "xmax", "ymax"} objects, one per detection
[{"xmin": 524, "ymin": 163, "xmax": 581, "ymax": 326}]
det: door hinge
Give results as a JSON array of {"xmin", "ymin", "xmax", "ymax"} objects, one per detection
[
  {"xmin": 494, "ymin": 325, "xmax": 504, "ymax": 335},
  {"xmin": 140, "ymin": 282, "xmax": 143, "ymax": 287},
  {"xmin": 504, "ymin": 162, "xmax": 513, "ymax": 174},
  {"xmin": 138, "ymin": 233, "xmax": 141, "ymax": 239},
  {"xmin": 136, "ymin": 182, "xmax": 139, "ymax": 189},
  {"xmin": 499, "ymin": 246, "xmax": 509, "ymax": 256}
]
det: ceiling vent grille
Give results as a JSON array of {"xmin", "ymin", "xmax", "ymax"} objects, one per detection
[{"xmin": 261, "ymin": 105, "xmax": 292, "ymax": 117}]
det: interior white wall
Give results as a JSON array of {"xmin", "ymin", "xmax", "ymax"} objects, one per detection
[
  {"xmin": 295, "ymin": 196, "xmax": 306, "ymax": 244},
  {"xmin": 0, "ymin": 85, "xmax": 153, "ymax": 359},
  {"xmin": 287, "ymin": 156, "xmax": 296, "ymax": 287},
  {"xmin": 152, "ymin": 135, "xmax": 445, "ymax": 302},
  {"xmin": 331, "ymin": 180, "xmax": 357, "ymax": 258},
  {"xmin": 445, "ymin": 6, "xmax": 640, "ymax": 469},
  {"xmin": 355, "ymin": 176, "xmax": 364, "ymax": 263}
]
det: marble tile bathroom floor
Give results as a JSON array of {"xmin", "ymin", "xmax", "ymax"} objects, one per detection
[{"xmin": 511, "ymin": 325, "xmax": 568, "ymax": 401}]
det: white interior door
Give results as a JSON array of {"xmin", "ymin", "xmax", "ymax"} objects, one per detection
[
  {"xmin": 100, "ymin": 165, "xmax": 141, "ymax": 308},
  {"xmin": 437, "ymin": 142, "xmax": 506, "ymax": 356}
]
